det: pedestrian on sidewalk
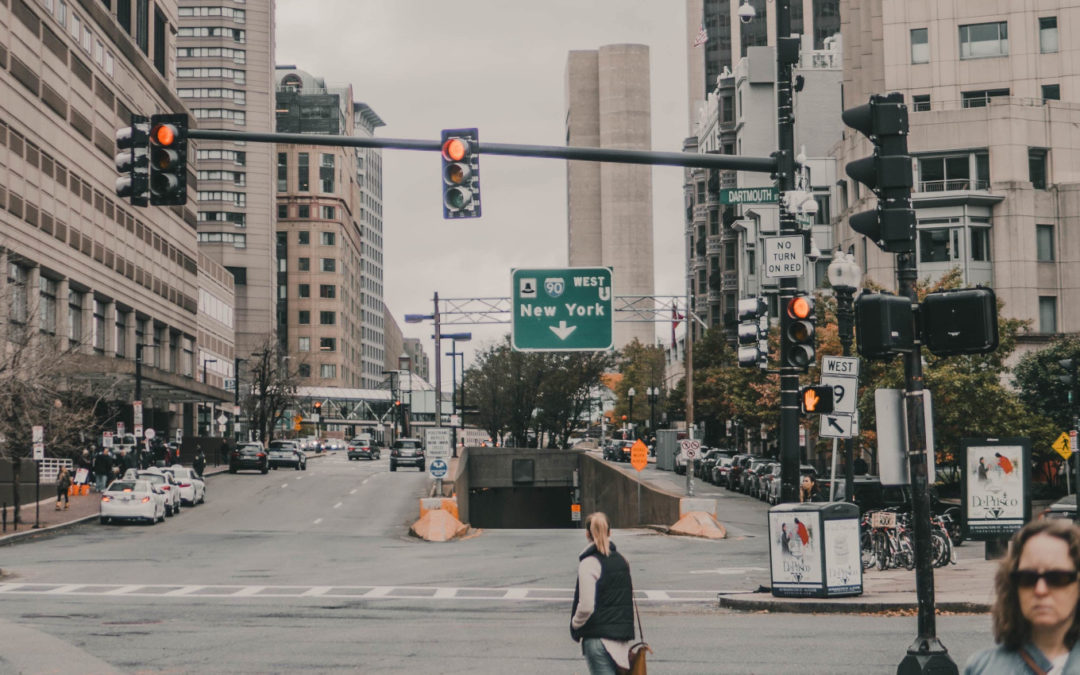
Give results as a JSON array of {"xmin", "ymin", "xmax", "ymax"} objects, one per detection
[
  {"xmin": 93, "ymin": 449, "xmax": 112, "ymax": 492},
  {"xmin": 570, "ymin": 512, "xmax": 636, "ymax": 675},
  {"xmin": 55, "ymin": 466, "xmax": 71, "ymax": 510},
  {"xmin": 965, "ymin": 519, "xmax": 1080, "ymax": 674},
  {"xmin": 193, "ymin": 450, "xmax": 206, "ymax": 477}
]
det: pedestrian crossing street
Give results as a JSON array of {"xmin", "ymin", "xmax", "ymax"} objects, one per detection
[{"xmin": 0, "ymin": 582, "xmax": 727, "ymax": 603}]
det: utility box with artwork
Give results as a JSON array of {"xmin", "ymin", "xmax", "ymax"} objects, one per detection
[
  {"xmin": 961, "ymin": 438, "xmax": 1031, "ymax": 541},
  {"xmin": 768, "ymin": 501, "xmax": 863, "ymax": 598}
]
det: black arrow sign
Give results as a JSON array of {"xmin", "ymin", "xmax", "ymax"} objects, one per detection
[{"xmin": 827, "ymin": 417, "xmax": 845, "ymax": 433}]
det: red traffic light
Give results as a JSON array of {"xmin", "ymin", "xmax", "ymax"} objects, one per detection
[
  {"xmin": 442, "ymin": 137, "xmax": 468, "ymax": 162},
  {"xmin": 152, "ymin": 123, "xmax": 177, "ymax": 147},
  {"xmin": 787, "ymin": 296, "xmax": 812, "ymax": 320}
]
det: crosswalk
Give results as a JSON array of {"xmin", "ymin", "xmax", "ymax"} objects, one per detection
[{"xmin": 0, "ymin": 582, "xmax": 728, "ymax": 603}]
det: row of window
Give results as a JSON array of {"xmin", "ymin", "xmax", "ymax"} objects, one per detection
[
  {"xmin": 198, "ymin": 211, "xmax": 245, "ymax": 226},
  {"xmin": 278, "ymin": 204, "xmax": 336, "ymax": 220},
  {"xmin": 176, "ymin": 26, "xmax": 245, "ymax": 43},
  {"xmin": 177, "ymin": 46, "xmax": 245, "ymax": 63},
  {"xmin": 197, "ymin": 170, "xmax": 245, "ymax": 186},
  {"xmin": 911, "ymin": 85, "xmax": 1061, "ymax": 114},
  {"xmin": 192, "ymin": 108, "xmax": 246, "ymax": 125},
  {"xmin": 296, "ymin": 284, "xmax": 337, "ymax": 299},
  {"xmin": 197, "ymin": 148, "xmax": 245, "ymax": 165},
  {"xmin": 177, "ymin": 6, "xmax": 245, "ymax": 23},
  {"xmin": 278, "ymin": 153, "xmax": 335, "ymax": 193},
  {"xmin": 287, "ymin": 258, "xmax": 337, "ymax": 273},
  {"xmin": 177, "ymin": 66, "xmax": 246, "ymax": 83},
  {"xmin": 294, "ymin": 310, "xmax": 337, "ymax": 326},
  {"xmin": 198, "ymin": 190, "xmax": 245, "ymax": 206},
  {"xmin": 38, "ymin": 0, "xmax": 119, "ymax": 74},
  {"xmin": 197, "ymin": 232, "xmax": 246, "ymax": 248},
  {"xmin": 296, "ymin": 336, "xmax": 337, "ymax": 352},
  {"xmin": 911, "ymin": 17, "xmax": 1057, "ymax": 63},
  {"xmin": 178, "ymin": 88, "xmax": 246, "ymax": 104},
  {"xmin": 295, "ymin": 363, "xmax": 336, "ymax": 379}
]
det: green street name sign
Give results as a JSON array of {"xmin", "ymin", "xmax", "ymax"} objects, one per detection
[
  {"xmin": 511, "ymin": 267, "xmax": 613, "ymax": 352},
  {"xmin": 719, "ymin": 187, "xmax": 778, "ymax": 204}
]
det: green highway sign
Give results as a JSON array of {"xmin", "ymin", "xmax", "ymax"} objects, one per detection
[
  {"xmin": 719, "ymin": 186, "xmax": 778, "ymax": 204},
  {"xmin": 511, "ymin": 267, "xmax": 613, "ymax": 352}
]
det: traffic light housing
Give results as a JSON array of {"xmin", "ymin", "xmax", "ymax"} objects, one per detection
[
  {"xmin": 115, "ymin": 114, "xmax": 149, "ymax": 207},
  {"xmin": 441, "ymin": 128, "xmax": 481, "ymax": 219},
  {"xmin": 148, "ymin": 113, "xmax": 188, "ymax": 205},
  {"xmin": 921, "ymin": 287, "xmax": 999, "ymax": 356},
  {"xmin": 800, "ymin": 385, "xmax": 834, "ymax": 415},
  {"xmin": 841, "ymin": 92, "xmax": 914, "ymax": 253},
  {"xmin": 855, "ymin": 293, "xmax": 913, "ymax": 360},
  {"xmin": 782, "ymin": 294, "xmax": 816, "ymax": 371},
  {"xmin": 313, "ymin": 401, "xmax": 322, "ymax": 415},
  {"xmin": 1059, "ymin": 359, "xmax": 1078, "ymax": 405},
  {"xmin": 736, "ymin": 297, "xmax": 769, "ymax": 369}
]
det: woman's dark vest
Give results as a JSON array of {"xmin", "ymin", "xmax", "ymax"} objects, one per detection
[{"xmin": 570, "ymin": 543, "xmax": 635, "ymax": 641}]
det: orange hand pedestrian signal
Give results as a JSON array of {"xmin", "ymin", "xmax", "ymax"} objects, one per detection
[{"xmin": 800, "ymin": 385, "xmax": 834, "ymax": 415}]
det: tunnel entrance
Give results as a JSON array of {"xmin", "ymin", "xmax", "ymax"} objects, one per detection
[{"xmin": 468, "ymin": 486, "xmax": 575, "ymax": 528}]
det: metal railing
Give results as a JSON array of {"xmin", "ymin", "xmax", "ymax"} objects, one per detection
[{"xmin": 916, "ymin": 179, "xmax": 990, "ymax": 193}]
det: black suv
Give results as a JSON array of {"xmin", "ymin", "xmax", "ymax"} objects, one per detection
[
  {"xmin": 229, "ymin": 443, "xmax": 268, "ymax": 474},
  {"xmin": 390, "ymin": 438, "xmax": 425, "ymax": 472}
]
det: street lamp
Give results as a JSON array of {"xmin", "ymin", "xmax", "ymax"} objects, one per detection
[
  {"xmin": 828, "ymin": 251, "xmax": 863, "ymax": 504},
  {"xmin": 398, "ymin": 353, "xmax": 411, "ymax": 437},
  {"xmin": 646, "ymin": 386, "xmax": 659, "ymax": 436},
  {"xmin": 381, "ymin": 369, "xmax": 400, "ymax": 441},
  {"xmin": 202, "ymin": 358, "xmax": 217, "ymax": 436},
  {"xmin": 627, "ymin": 387, "xmax": 636, "ymax": 439}
]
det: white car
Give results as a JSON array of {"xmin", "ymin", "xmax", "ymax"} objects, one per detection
[
  {"xmin": 131, "ymin": 469, "xmax": 182, "ymax": 516},
  {"xmin": 163, "ymin": 466, "xmax": 206, "ymax": 505},
  {"xmin": 100, "ymin": 479, "xmax": 165, "ymax": 525}
]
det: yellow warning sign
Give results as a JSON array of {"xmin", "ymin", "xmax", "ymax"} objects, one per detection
[{"xmin": 1053, "ymin": 432, "xmax": 1072, "ymax": 460}]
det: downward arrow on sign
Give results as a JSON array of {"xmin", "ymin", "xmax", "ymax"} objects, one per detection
[{"xmin": 550, "ymin": 321, "xmax": 577, "ymax": 341}]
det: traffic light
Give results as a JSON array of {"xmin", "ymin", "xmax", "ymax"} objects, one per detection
[
  {"xmin": 855, "ymin": 293, "xmax": 913, "ymax": 360},
  {"xmin": 800, "ymin": 385, "xmax": 834, "ymax": 415},
  {"xmin": 921, "ymin": 287, "xmax": 999, "ymax": 356},
  {"xmin": 736, "ymin": 297, "xmax": 768, "ymax": 369},
  {"xmin": 440, "ymin": 128, "xmax": 481, "ymax": 219},
  {"xmin": 841, "ymin": 92, "xmax": 914, "ymax": 253},
  {"xmin": 115, "ymin": 114, "xmax": 149, "ymax": 207},
  {"xmin": 293, "ymin": 415, "xmax": 303, "ymax": 431},
  {"xmin": 782, "ymin": 294, "xmax": 816, "ymax": 371},
  {"xmin": 148, "ymin": 113, "xmax": 188, "ymax": 205},
  {"xmin": 313, "ymin": 401, "xmax": 322, "ymax": 416},
  {"xmin": 1059, "ymin": 359, "xmax": 1078, "ymax": 405}
]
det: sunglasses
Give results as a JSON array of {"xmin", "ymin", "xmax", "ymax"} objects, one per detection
[{"xmin": 1011, "ymin": 569, "xmax": 1080, "ymax": 588}]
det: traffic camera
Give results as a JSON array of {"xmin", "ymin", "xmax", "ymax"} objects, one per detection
[
  {"xmin": 854, "ymin": 292, "xmax": 913, "ymax": 360},
  {"xmin": 782, "ymin": 294, "xmax": 816, "ymax": 371},
  {"xmin": 800, "ymin": 385, "xmax": 834, "ymax": 415},
  {"xmin": 115, "ymin": 114, "xmax": 149, "ymax": 207},
  {"xmin": 148, "ymin": 113, "xmax": 188, "ymax": 206},
  {"xmin": 736, "ymin": 297, "xmax": 768, "ymax": 369},
  {"xmin": 841, "ymin": 93, "xmax": 914, "ymax": 253},
  {"xmin": 441, "ymin": 128, "xmax": 481, "ymax": 219},
  {"xmin": 921, "ymin": 287, "xmax": 999, "ymax": 356}
]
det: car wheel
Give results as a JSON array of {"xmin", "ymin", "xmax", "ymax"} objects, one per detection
[
  {"xmin": 295, "ymin": 463, "xmax": 301, "ymax": 470},
  {"xmin": 261, "ymin": 467, "xmax": 269, "ymax": 474},
  {"xmin": 390, "ymin": 462, "xmax": 397, "ymax": 472},
  {"xmin": 157, "ymin": 509, "xmax": 165, "ymax": 523},
  {"xmin": 272, "ymin": 466, "xmax": 278, "ymax": 470},
  {"xmin": 418, "ymin": 463, "xmax": 425, "ymax": 471},
  {"xmin": 301, "ymin": 462, "xmax": 307, "ymax": 471},
  {"xmin": 100, "ymin": 516, "xmax": 109, "ymax": 525},
  {"xmin": 165, "ymin": 504, "xmax": 172, "ymax": 517},
  {"xmin": 229, "ymin": 468, "xmax": 237, "ymax": 474}
]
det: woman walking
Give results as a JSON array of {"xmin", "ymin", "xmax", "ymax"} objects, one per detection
[
  {"xmin": 570, "ymin": 512, "xmax": 636, "ymax": 675},
  {"xmin": 55, "ymin": 466, "xmax": 72, "ymax": 510},
  {"xmin": 965, "ymin": 519, "xmax": 1080, "ymax": 674}
]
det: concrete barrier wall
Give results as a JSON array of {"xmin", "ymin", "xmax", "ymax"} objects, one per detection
[
  {"xmin": 580, "ymin": 454, "xmax": 681, "ymax": 529},
  {"xmin": 451, "ymin": 447, "xmax": 472, "ymax": 525}
]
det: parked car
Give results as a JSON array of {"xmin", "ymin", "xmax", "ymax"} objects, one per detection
[
  {"xmin": 711, "ymin": 456, "xmax": 735, "ymax": 486},
  {"xmin": 767, "ymin": 464, "xmax": 819, "ymax": 505},
  {"xmin": 268, "ymin": 440, "xmax": 307, "ymax": 470},
  {"xmin": 124, "ymin": 468, "xmax": 182, "ymax": 516},
  {"xmin": 1043, "ymin": 493, "xmax": 1076, "ymax": 520},
  {"xmin": 601, "ymin": 439, "xmax": 619, "ymax": 461},
  {"xmin": 741, "ymin": 460, "xmax": 768, "ymax": 496},
  {"xmin": 390, "ymin": 438, "xmax": 425, "ymax": 472},
  {"xmin": 162, "ymin": 466, "xmax": 206, "ymax": 505},
  {"xmin": 230, "ymin": 442, "xmax": 269, "ymax": 474},
  {"xmin": 697, "ymin": 450, "xmax": 730, "ymax": 481},
  {"xmin": 347, "ymin": 435, "xmax": 382, "ymax": 460},
  {"xmin": 757, "ymin": 462, "xmax": 780, "ymax": 502},
  {"xmin": 726, "ymin": 454, "xmax": 751, "ymax": 489},
  {"xmin": 100, "ymin": 479, "xmax": 166, "ymax": 525}
]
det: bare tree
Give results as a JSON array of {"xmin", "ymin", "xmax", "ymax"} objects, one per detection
[{"xmin": 243, "ymin": 338, "xmax": 300, "ymax": 442}]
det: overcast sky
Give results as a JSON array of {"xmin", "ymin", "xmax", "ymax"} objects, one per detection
[{"xmin": 276, "ymin": 0, "xmax": 690, "ymax": 379}]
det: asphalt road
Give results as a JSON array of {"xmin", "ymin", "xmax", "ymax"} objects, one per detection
[{"xmin": 0, "ymin": 451, "xmax": 994, "ymax": 673}]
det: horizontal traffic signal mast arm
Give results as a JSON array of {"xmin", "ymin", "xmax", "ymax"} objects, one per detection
[{"xmin": 186, "ymin": 129, "xmax": 779, "ymax": 172}]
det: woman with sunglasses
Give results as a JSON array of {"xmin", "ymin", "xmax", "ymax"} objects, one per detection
[{"xmin": 965, "ymin": 519, "xmax": 1080, "ymax": 674}]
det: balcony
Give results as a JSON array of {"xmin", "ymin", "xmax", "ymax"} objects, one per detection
[{"xmin": 916, "ymin": 179, "xmax": 990, "ymax": 193}]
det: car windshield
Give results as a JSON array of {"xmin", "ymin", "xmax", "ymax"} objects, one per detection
[
  {"xmin": 397, "ymin": 440, "xmax": 420, "ymax": 449},
  {"xmin": 138, "ymin": 474, "xmax": 165, "ymax": 485},
  {"xmin": 268, "ymin": 442, "xmax": 293, "ymax": 450},
  {"xmin": 109, "ymin": 480, "xmax": 144, "ymax": 492},
  {"xmin": 240, "ymin": 445, "xmax": 262, "ymax": 452}
]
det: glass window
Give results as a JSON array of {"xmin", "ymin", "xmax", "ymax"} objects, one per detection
[
  {"xmin": 1042, "ymin": 84, "xmax": 1060, "ymax": 101},
  {"xmin": 961, "ymin": 88, "xmax": 1010, "ymax": 108},
  {"xmin": 1029, "ymin": 148, "xmax": 1048, "ymax": 189},
  {"xmin": 320, "ymin": 364, "xmax": 336, "ymax": 379},
  {"xmin": 724, "ymin": 244, "xmax": 736, "ymax": 271},
  {"xmin": 1039, "ymin": 296, "xmax": 1058, "ymax": 333},
  {"xmin": 298, "ymin": 310, "xmax": 310, "ymax": 325},
  {"xmin": 911, "ymin": 28, "xmax": 929, "ymax": 64},
  {"xmin": 298, "ymin": 336, "xmax": 310, "ymax": 352},
  {"xmin": 92, "ymin": 299, "xmax": 105, "ymax": 350},
  {"xmin": 912, "ymin": 94, "xmax": 930, "ymax": 112},
  {"xmin": 39, "ymin": 277, "xmax": 57, "ymax": 335},
  {"xmin": 1037, "ymin": 224, "xmax": 1055, "ymax": 262},
  {"xmin": 721, "ymin": 95, "xmax": 734, "ymax": 124},
  {"xmin": 298, "ymin": 205, "xmax": 310, "ymax": 219},
  {"xmin": 319, "ymin": 337, "xmax": 336, "ymax": 351},
  {"xmin": 298, "ymin": 257, "xmax": 310, "ymax": 271},
  {"xmin": 68, "ymin": 290, "xmax": 83, "ymax": 342},
  {"xmin": 321, "ymin": 232, "xmax": 335, "ymax": 245},
  {"xmin": 321, "ymin": 258, "xmax": 336, "ymax": 272},
  {"xmin": 297, "ymin": 152, "xmax": 309, "ymax": 191},
  {"xmin": 319, "ymin": 311, "xmax": 336, "ymax": 325},
  {"xmin": 277, "ymin": 204, "xmax": 288, "ymax": 219},
  {"xmin": 298, "ymin": 283, "xmax": 310, "ymax": 298},
  {"xmin": 319, "ymin": 284, "xmax": 336, "ymax": 299},
  {"xmin": 298, "ymin": 231, "xmax": 309, "ymax": 245},
  {"xmin": 959, "ymin": 21, "xmax": 1008, "ymax": 59},
  {"xmin": 277, "ymin": 152, "xmax": 287, "ymax": 192},
  {"xmin": 320, "ymin": 154, "xmax": 335, "ymax": 192},
  {"xmin": 321, "ymin": 206, "xmax": 335, "ymax": 219},
  {"xmin": 299, "ymin": 363, "xmax": 311, "ymax": 378},
  {"xmin": 8, "ymin": 264, "xmax": 27, "ymax": 324},
  {"xmin": 918, "ymin": 228, "xmax": 958, "ymax": 263},
  {"xmin": 1040, "ymin": 17, "xmax": 1058, "ymax": 54},
  {"xmin": 970, "ymin": 228, "xmax": 991, "ymax": 262}
]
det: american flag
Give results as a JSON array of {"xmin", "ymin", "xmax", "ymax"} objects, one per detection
[{"xmin": 693, "ymin": 22, "xmax": 708, "ymax": 47}]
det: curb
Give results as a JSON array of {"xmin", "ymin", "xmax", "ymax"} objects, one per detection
[{"xmin": 717, "ymin": 593, "xmax": 991, "ymax": 614}]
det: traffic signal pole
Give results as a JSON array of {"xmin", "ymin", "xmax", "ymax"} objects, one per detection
[{"xmin": 774, "ymin": 0, "xmax": 802, "ymax": 505}]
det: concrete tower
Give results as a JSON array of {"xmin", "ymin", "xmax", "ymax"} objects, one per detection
[{"xmin": 565, "ymin": 44, "xmax": 655, "ymax": 349}]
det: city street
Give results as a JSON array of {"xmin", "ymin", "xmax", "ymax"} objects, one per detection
[{"xmin": 0, "ymin": 452, "xmax": 994, "ymax": 673}]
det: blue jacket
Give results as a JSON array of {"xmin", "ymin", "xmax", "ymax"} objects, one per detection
[{"xmin": 964, "ymin": 642, "xmax": 1080, "ymax": 674}]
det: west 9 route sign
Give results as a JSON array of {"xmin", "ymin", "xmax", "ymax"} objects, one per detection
[{"xmin": 511, "ymin": 267, "xmax": 613, "ymax": 352}]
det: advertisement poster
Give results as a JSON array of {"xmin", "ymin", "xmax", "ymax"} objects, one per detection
[
  {"xmin": 769, "ymin": 511, "xmax": 821, "ymax": 595},
  {"xmin": 823, "ymin": 519, "xmax": 862, "ymax": 596},
  {"xmin": 962, "ymin": 438, "xmax": 1030, "ymax": 539}
]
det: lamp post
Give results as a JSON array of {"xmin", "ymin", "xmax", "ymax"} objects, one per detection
[
  {"xmin": 381, "ymin": 369, "xmax": 399, "ymax": 442},
  {"xmin": 827, "ymin": 251, "xmax": 862, "ymax": 503},
  {"xmin": 231, "ymin": 357, "xmax": 246, "ymax": 444},
  {"xmin": 202, "ymin": 358, "xmax": 217, "ymax": 436},
  {"xmin": 398, "ymin": 354, "xmax": 412, "ymax": 437},
  {"xmin": 646, "ymin": 386, "xmax": 659, "ymax": 436},
  {"xmin": 445, "ymin": 333, "xmax": 472, "ymax": 454},
  {"xmin": 627, "ymin": 387, "xmax": 636, "ymax": 440}
]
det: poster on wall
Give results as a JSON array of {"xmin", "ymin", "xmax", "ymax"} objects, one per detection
[
  {"xmin": 823, "ymin": 519, "xmax": 862, "ymax": 596},
  {"xmin": 768, "ymin": 511, "xmax": 822, "ymax": 595},
  {"xmin": 961, "ymin": 438, "xmax": 1030, "ymax": 540}
]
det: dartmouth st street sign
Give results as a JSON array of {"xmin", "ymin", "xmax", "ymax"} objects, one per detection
[
  {"xmin": 511, "ymin": 267, "xmax": 613, "ymax": 352},
  {"xmin": 719, "ymin": 186, "xmax": 778, "ymax": 204}
]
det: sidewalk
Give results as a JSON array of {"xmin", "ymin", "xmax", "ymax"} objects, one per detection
[{"xmin": 718, "ymin": 542, "xmax": 998, "ymax": 614}]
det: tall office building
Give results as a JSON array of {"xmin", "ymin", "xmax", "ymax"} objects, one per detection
[
  {"xmin": 565, "ymin": 44, "xmax": 654, "ymax": 349},
  {"xmin": 833, "ymin": 1, "xmax": 1080, "ymax": 358},
  {"xmin": 0, "ymin": 0, "xmax": 233, "ymax": 436},
  {"xmin": 274, "ymin": 67, "xmax": 387, "ymax": 388},
  {"xmin": 176, "ymin": 0, "xmax": 275, "ymax": 367}
]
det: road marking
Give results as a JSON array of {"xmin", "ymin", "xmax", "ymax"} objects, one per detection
[
  {"xmin": 689, "ymin": 567, "xmax": 768, "ymax": 575},
  {"xmin": 361, "ymin": 478, "xmax": 369, "ymax": 485},
  {"xmin": 349, "ymin": 489, "xmax": 358, "ymax": 495},
  {"xmin": 313, "ymin": 518, "xmax": 323, "ymax": 525},
  {"xmin": 281, "ymin": 483, "xmax": 288, "ymax": 488},
  {"xmin": 333, "ymin": 502, "xmax": 342, "ymax": 509},
  {"xmin": 0, "ymin": 582, "xmax": 731, "ymax": 603}
]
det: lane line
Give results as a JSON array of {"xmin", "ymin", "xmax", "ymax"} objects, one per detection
[
  {"xmin": 433, "ymin": 588, "xmax": 457, "ymax": 599},
  {"xmin": 302, "ymin": 586, "xmax": 331, "ymax": 596},
  {"xmin": 163, "ymin": 586, "xmax": 203, "ymax": 596},
  {"xmin": 104, "ymin": 585, "xmax": 143, "ymax": 595},
  {"xmin": 333, "ymin": 502, "xmax": 342, "ymax": 509},
  {"xmin": 281, "ymin": 483, "xmax": 288, "ymax": 488},
  {"xmin": 503, "ymin": 588, "xmax": 529, "ymax": 599},
  {"xmin": 363, "ymin": 587, "xmax": 393, "ymax": 598},
  {"xmin": 45, "ymin": 584, "xmax": 84, "ymax": 594},
  {"xmin": 233, "ymin": 586, "xmax": 266, "ymax": 597},
  {"xmin": 349, "ymin": 489, "xmax": 358, "ymax": 495},
  {"xmin": 313, "ymin": 518, "xmax": 323, "ymax": 525}
]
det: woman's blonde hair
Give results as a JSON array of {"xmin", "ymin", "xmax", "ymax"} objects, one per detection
[
  {"xmin": 992, "ymin": 518, "xmax": 1080, "ymax": 650},
  {"xmin": 585, "ymin": 512, "xmax": 612, "ymax": 556}
]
